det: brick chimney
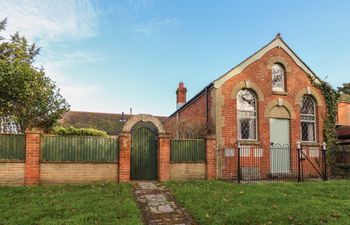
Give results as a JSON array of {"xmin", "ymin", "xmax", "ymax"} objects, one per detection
[{"xmin": 176, "ymin": 82, "xmax": 187, "ymax": 109}]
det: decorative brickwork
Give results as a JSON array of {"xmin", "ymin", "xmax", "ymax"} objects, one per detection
[{"xmin": 25, "ymin": 128, "xmax": 42, "ymax": 185}]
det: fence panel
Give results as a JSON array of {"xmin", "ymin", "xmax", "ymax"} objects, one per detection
[
  {"xmin": 42, "ymin": 135, "xmax": 119, "ymax": 162},
  {"xmin": 0, "ymin": 134, "xmax": 26, "ymax": 160},
  {"xmin": 170, "ymin": 139, "xmax": 206, "ymax": 162},
  {"xmin": 334, "ymin": 145, "xmax": 350, "ymax": 178},
  {"xmin": 218, "ymin": 143, "xmax": 325, "ymax": 183}
]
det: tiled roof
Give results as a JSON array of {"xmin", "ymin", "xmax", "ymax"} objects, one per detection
[
  {"xmin": 336, "ymin": 125, "xmax": 350, "ymax": 140},
  {"xmin": 339, "ymin": 94, "xmax": 350, "ymax": 103},
  {"xmin": 59, "ymin": 111, "xmax": 166, "ymax": 135}
]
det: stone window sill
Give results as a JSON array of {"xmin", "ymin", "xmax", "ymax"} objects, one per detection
[
  {"xmin": 238, "ymin": 140, "xmax": 261, "ymax": 145},
  {"xmin": 272, "ymin": 90, "xmax": 288, "ymax": 96},
  {"xmin": 301, "ymin": 142, "xmax": 320, "ymax": 147}
]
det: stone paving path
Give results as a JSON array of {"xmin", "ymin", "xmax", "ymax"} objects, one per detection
[{"xmin": 133, "ymin": 182, "xmax": 197, "ymax": 225}]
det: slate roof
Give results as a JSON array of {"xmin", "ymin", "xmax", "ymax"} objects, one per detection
[{"xmin": 59, "ymin": 111, "xmax": 167, "ymax": 135}]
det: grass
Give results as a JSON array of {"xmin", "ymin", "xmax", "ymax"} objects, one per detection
[
  {"xmin": 165, "ymin": 180, "xmax": 350, "ymax": 225},
  {"xmin": 0, "ymin": 183, "xmax": 143, "ymax": 225}
]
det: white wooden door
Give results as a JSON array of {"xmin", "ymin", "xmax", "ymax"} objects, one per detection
[{"xmin": 270, "ymin": 118, "xmax": 290, "ymax": 174}]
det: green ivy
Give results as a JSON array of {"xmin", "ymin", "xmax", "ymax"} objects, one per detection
[
  {"xmin": 308, "ymin": 75, "xmax": 340, "ymax": 171},
  {"xmin": 51, "ymin": 125, "xmax": 108, "ymax": 137}
]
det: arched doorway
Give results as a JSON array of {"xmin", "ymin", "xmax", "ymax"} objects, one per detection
[
  {"xmin": 269, "ymin": 106, "xmax": 291, "ymax": 174},
  {"xmin": 130, "ymin": 121, "xmax": 158, "ymax": 180},
  {"xmin": 120, "ymin": 114, "xmax": 166, "ymax": 181}
]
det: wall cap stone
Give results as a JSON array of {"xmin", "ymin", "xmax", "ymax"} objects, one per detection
[{"xmin": 25, "ymin": 128, "xmax": 43, "ymax": 134}]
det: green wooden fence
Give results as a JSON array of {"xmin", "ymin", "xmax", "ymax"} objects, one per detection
[
  {"xmin": 170, "ymin": 139, "xmax": 206, "ymax": 162},
  {"xmin": 42, "ymin": 135, "xmax": 119, "ymax": 162},
  {"xmin": 0, "ymin": 134, "xmax": 26, "ymax": 160}
]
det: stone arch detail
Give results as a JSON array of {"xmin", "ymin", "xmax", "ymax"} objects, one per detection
[
  {"xmin": 231, "ymin": 80, "xmax": 265, "ymax": 101},
  {"xmin": 295, "ymin": 87, "xmax": 324, "ymax": 106},
  {"xmin": 270, "ymin": 106, "xmax": 290, "ymax": 119},
  {"xmin": 264, "ymin": 99, "xmax": 296, "ymax": 119},
  {"xmin": 266, "ymin": 56, "xmax": 291, "ymax": 73},
  {"xmin": 122, "ymin": 114, "xmax": 165, "ymax": 133}
]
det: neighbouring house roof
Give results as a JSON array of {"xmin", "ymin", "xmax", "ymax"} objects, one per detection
[
  {"xmin": 336, "ymin": 125, "xmax": 350, "ymax": 140},
  {"xmin": 339, "ymin": 94, "xmax": 350, "ymax": 103},
  {"xmin": 60, "ymin": 111, "xmax": 167, "ymax": 135},
  {"xmin": 169, "ymin": 34, "xmax": 321, "ymax": 117}
]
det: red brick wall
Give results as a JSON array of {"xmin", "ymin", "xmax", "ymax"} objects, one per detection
[
  {"xmin": 164, "ymin": 89, "xmax": 215, "ymax": 138},
  {"xmin": 119, "ymin": 132, "xmax": 131, "ymax": 182},
  {"xmin": 217, "ymin": 46, "xmax": 326, "ymax": 178},
  {"xmin": 25, "ymin": 129, "xmax": 42, "ymax": 185},
  {"xmin": 158, "ymin": 134, "xmax": 170, "ymax": 181},
  {"xmin": 206, "ymin": 136, "xmax": 216, "ymax": 179},
  {"xmin": 338, "ymin": 102, "xmax": 350, "ymax": 125},
  {"xmin": 166, "ymin": 46, "xmax": 327, "ymax": 179},
  {"xmin": 219, "ymin": 47, "xmax": 325, "ymax": 148}
]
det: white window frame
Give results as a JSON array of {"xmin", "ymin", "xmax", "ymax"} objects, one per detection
[
  {"xmin": 272, "ymin": 64, "xmax": 285, "ymax": 92},
  {"xmin": 300, "ymin": 96, "xmax": 317, "ymax": 143},
  {"xmin": 237, "ymin": 89, "xmax": 258, "ymax": 141}
]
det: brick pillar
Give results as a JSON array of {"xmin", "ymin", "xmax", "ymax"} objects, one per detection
[
  {"xmin": 158, "ymin": 133, "xmax": 170, "ymax": 181},
  {"xmin": 119, "ymin": 132, "xmax": 131, "ymax": 182},
  {"xmin": 206, "ymin": 135, "xmax": 216, "ymax": 180},
  {"xmin": 25, "ymin": 128, "xmax": 42, "ymax": 185}
]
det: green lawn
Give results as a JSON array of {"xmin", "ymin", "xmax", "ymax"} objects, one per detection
[
  {"xmin": 0, "ymin": 183, "xmax": 143, "ymax": 225},
  {"xmin": 165, "ymin": 180, "xmax": 350, "ymax": 225}
]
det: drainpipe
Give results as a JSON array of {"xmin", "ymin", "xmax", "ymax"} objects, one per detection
[
  {"xmin": 205, "ymin": 87, "xmax": 209, "ymax": 131},
  {"xmin": 176, "ymin": 112, "xmax": 179, "ymax": 139}
]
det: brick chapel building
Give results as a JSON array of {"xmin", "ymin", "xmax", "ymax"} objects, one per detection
[{"xmin": 165, "ymin": 34, "xmax": 327, "ymax": 179}]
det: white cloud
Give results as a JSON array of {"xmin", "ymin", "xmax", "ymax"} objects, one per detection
[
  {"xmin": 0, "ymin": 0, "xmax": 101, "ymax": 100},
  {"xmin": 43, "ymin": 50, "xmax": 106, "ymax": 68},
  {"xmin": 43, "ymin": 60, "xmax": 100, "ymax": 98},
  {"xmin": 0, "ymin": 0, "xmax": 98, "ymax": 43}
]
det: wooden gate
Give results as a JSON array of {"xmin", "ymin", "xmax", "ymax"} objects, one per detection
[{"xmin": 131, "ymin": 123, "xmax": 158, "ymax": 180}]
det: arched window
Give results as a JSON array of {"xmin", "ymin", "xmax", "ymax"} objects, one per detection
[
  {"xmin": 272, "ymin": 64, "xmax": 285, "ymax": 92},
  {"xmin": 237, "ymin": 89, "xmax": 257, "ymax": 140},
  {"xmin": 300, "ymin": 95, "xmax": 316, "ymax": 142}
]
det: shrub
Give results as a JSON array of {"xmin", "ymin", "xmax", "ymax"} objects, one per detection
[{"xmin": 52, "ymin": 126, "xmax": 108, "ymax": 137}]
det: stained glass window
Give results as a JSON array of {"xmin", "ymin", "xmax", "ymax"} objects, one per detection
[
  {"xmin": 272, "ymin": 64, "xmax": 285, "ymax": 92},
  {"xmin": 237, "ymin": 90, "xmax": 257, "ymax": 140},
  {"xmin": 300, "ymin": 95, "xmax": 316, "ymax": 142}
]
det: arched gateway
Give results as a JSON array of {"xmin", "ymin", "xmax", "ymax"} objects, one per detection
[{"xmin": 121, "ymin": 114, "xmax": 166, "ymax": 181}]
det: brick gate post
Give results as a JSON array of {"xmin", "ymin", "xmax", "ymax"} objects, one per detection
[
  {"xmin": 206, "ymin": 135, "xmax": 216, "ymax": 180},
  {"xmin": 25, "ymin": 128, "xmax": 43, "ymax": 185},
  {"xmin": 119, "ymin": 132, "xmax": 131, "ymax": 182},
  {"xmin": 158, "ymin": 133, "xmax": 170, "ymax": 181}
]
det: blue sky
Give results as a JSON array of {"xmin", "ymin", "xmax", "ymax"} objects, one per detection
[{"xmin": 1, "ymin": 0, "xmax": 349, "ymax": 116}]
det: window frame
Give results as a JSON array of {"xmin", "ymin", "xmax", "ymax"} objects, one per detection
[
  {"xmin": 300, "ymin": 95, "xmax": 317, "ymax": 143},
  {"xmin": 237, "ymin": 89, "xmax": 258, "ymax": 141},
  {"xmin": 272, "ymin": 63, "xmax": 286, "ymax": 92}
]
